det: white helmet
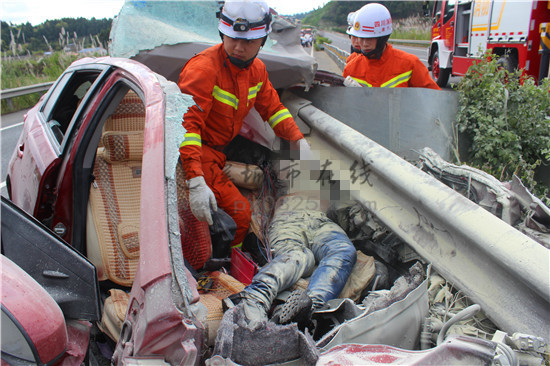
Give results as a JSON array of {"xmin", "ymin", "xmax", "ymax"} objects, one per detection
[
  {"xmin": 348, "ymin": 3, "xmax": 392, "ymax": 38},
  {"xmin": 346, "ymin": 12, "xmax": 356, "ymax": 34},
  {"xmin": 218, "ymin": 0, "xmax": 272, "ymax": 40}
]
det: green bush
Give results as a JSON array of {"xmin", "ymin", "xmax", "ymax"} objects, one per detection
[
  {"xmin": 314, "ymin": 35, "xmax": 331, "ymax": 51},
  {"xmin": 455, "ymin": 50, "xmax": 550, "ymax": 203}
]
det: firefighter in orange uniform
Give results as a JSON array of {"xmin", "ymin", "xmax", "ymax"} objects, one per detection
[
  {"xmin": 343, "ymin": 3, "xmax": 440, "ymax": 90},
  {"xmin": 178, "ymin": 0, "xmax": 310, "ymax": 248}
]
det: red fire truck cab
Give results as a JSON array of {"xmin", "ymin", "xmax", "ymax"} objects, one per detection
[{"xmin": 427, "ymin": 0, "xmax": 550, "ymax": 87}]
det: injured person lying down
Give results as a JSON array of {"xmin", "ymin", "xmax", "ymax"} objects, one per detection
[{"xmin": 222, "ymin": 193, "xmax": 357, "ymax": 330}]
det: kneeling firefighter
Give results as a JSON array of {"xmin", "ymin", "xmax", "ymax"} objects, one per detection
[{"xmin": 178, "ymin": 0, "xmax": 311, "ymax": 249}]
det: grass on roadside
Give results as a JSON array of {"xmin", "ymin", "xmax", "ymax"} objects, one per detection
[
  {"xmin": 392, "ymin": 16, "xmax": 431, "ymax": 40},
  {"xmin": 2, "ymin": 52, "xmax": 84, "ymax": 114}
]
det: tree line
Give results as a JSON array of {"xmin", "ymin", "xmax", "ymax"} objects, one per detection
[
  {"xmin": 1, "ymin": 1, "xmax": 427, "ymax": 56},
  {"xmin": 1, "ymin": 17, "xmax": 112, "ymax": 55},
  {"xmin": 303, "ymin": 1, "xmax": 427, "ymax": 28}
]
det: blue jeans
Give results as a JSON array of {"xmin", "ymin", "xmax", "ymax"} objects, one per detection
[{"xmin": 244, "ymin": 209, "xmax": 357, "ymax": 311}]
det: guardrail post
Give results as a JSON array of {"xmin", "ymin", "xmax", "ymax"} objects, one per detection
[{"xmin": 4, "ymin": 97, "xmax": 14, "ymax": 109}]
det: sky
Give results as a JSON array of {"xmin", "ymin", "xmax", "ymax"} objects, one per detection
[{"xmin": 1, "ymin": 0, "xmax": 329, "ymax": 26}]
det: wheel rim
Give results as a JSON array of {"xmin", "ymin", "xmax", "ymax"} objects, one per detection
[{"xmin": 433, "ymin": 56, "xmax": 440, "ymax": 79}]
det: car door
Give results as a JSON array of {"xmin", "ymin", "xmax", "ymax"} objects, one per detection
[
  {"xmin": 1, "ymin": 196, "xmax": 100, "ymax": 321},
  {"xmin": 46, "ymin": 69, "xmax": 146, "ymax": 254},
  {"xmin": 7, "ymin": 64, "xmax": 111, "ymax": 220},
  {"xmin": 431, "ymin": 0, "xmax": 444, "ymax": 40}
]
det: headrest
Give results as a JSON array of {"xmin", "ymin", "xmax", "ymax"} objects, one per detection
[
  {"xmin": 102, "ymin": 131, "xmax": 144, "ymax": 163},
  {"xmin": 103, "ymin": 90, "xmax": 145, "ymax": 132}
]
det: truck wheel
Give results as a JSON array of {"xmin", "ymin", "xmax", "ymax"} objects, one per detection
[{"xmin": 431, "ymin": 50, "xmax": 450, "ymax": 87}]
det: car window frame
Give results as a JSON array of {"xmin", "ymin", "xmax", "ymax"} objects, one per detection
[{"xmin": 37, "ymin": 64, "xmax": 112, "ymax": 157}]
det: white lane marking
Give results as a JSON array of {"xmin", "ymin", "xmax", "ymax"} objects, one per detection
[{"xmin": 1, "ymin": 122, "xmax": 24, "ymax": 132}]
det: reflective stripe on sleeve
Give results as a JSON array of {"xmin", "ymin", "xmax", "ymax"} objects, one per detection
[
  {"xmin": 180, "ymin": 133, "xmax": 202, "ymax": 148},
  {"xmin": 351, "ymin": 77, "xmax": 372, "ymax": 87},
  {"xmin": 268, "ymin": 108, "xmax": 292, "ymax": 129},
  {"xmin": 248, "ymin": 82, "xmax": 263, "ymax": 100},
  {"xmin": 381, "ymin": 70, "xmax": 412, "ymax": 88},
  {"xmin": 212, "ymin": 86, "xmax": 239, "ymax": 109}
]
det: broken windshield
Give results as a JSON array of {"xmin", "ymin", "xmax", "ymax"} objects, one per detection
[{"xmin": 109, "ymin": 0, "xmax": 317, "ymax": 88}]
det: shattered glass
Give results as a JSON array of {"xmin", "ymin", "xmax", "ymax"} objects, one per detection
[
  {"xmin": 109, "ymin": 0, "xmax": 317, "ymax": 89},
  {"xmin": 159, "ymin": 73, "xmax": 194, "ymax": 181},
  {"xmin": 110, "ymin": 1, "xmax": 222, "ymax": 58}
]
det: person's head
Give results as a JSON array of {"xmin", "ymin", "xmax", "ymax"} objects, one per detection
[
  {"xmin": 218, "ymin": 0, "xmax": 272, "ymax": 67},
  {"xmin": 350, "ymin": 36, "xmax": 361, "ymax": 54},
  {"xmin": 346, "ymin": 12, "xmax": 361, "ymax": 54},
  {"xmin": 347, "ymin": 3, "xmax": 392, "ymax": 59}
]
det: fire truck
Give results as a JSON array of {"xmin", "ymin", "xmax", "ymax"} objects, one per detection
[{"xmin": 426, "ymin": 0, "xmax": 550, "ymax": 87}]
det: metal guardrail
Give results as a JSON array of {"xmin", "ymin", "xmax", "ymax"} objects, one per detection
[
  {"xmin": 323, "ymin": 43, "xmax": 349, "ymax": 72},
  {"xmin": 285, "ymin": 92, "xmax": 550, "ymax": 341},
  {"xmin": 1, "ymin": 82, "xmax": 54, "ymax": 101}
]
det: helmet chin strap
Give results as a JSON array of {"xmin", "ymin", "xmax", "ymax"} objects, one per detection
[
  {"xmin": 221, "ymin": 34, "xmax": 267, "ymax": 69},
  {"xmin": 361, "ymin": 36, "xmax": 390, "ymax": 60},
  {"xmin": 227, "ymin": 53, "xmax": 256, "ymax": 68}
]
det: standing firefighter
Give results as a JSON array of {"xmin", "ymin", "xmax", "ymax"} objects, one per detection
[
  {"xmin": 344, "ymin": 3, "xmax": 440, "ymax": 89},
  {"xmin": 178, "ymin": 0, "xmax": 310, "ymax": 248}
]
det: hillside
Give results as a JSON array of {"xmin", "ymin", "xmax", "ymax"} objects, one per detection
[{"xmin": 303, "ymin": 1, "xmax": 426, "ymax": 29}]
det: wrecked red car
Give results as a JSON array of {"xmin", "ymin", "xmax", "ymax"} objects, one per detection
[{"xmin": 3, "ymin": 1, "xmax": 549, "ymax": 365}]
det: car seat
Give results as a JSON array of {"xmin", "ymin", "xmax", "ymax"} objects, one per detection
[{"xmin": 87, "ymin": 90, "xmax": 144, "ymax": 287}]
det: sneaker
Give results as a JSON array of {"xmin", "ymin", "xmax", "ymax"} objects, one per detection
[{"xmin": 270, "ymin": 289, "xmax": 313, "ymax": 330}]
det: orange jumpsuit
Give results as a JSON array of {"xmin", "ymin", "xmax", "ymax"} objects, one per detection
[
  {"xmin": 346, "ymin": 51, "xmax": 360, "ymax": 64},
  {"xmin": 178, "ymin": 43, "xmax": 304, "ymax": 246},
  {"xmin": 343, "ymin": 44, "xmax": 440, "ymax": 90}
]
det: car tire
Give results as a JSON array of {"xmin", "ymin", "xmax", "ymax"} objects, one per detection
[{"xmin": 431, "ymin": 50, "xmax": 450, "ymax": 88}]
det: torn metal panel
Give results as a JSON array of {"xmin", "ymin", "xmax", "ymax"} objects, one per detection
[
  {"xmin": 109, "ymin": 0, "xmax": 316, "ymax": 89},
  {"xmin": 315, "ymin": 263, "xmax": 429, "ymax": 352},
  {"xmin": 419, "ymin": 147, "xmax": 550, "ymax": 247},
  {"xmin": 418, "ymin": 147, "xmax": 522, "ymax": 225},
  {"xmin": 282, "ymin": 92, "xmax": 550, "ymax": 340}
]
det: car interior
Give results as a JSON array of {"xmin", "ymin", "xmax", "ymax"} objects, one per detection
[
  {"xmin": 84, "ymin": 89, "xmax": 146, "ymax": 341},
  {"xmin": 43, "ymin": 71, "xmax": 101, "ymax": 146},
  {"xmin": 82, "ymin": 88, "xmax": 282, "ymax": 345}
]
